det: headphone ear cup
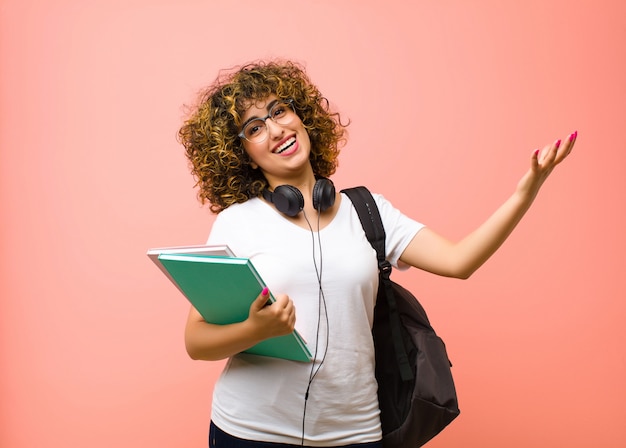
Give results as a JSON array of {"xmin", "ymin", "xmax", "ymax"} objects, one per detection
[
  {"xmin": 312, "ymin": 178, "xmax": 336, "ymax": 212},
  {"xmin": 270, "ymin": 185, "xmax": 304, "ymax": 217}
]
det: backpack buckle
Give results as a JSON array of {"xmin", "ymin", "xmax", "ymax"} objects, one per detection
[{"xmin": 380, "ymin": 260, "xmax": 392, "ymax": 277}]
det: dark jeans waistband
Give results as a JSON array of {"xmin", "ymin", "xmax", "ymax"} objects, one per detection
[{"xmin": 209, "ymin": 421, "xmax": 383, "ymax": 448}]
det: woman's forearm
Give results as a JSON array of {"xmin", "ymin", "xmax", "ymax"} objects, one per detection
[
  {"xmin": 450, "ymin": 188, "xmax": 535, "ymax": 278},
  {"xmin": 185, "ymin": 316, "xmax": 263, "ymax": 361},
  {"xmin": 401, "ymin": 133, "xmax": 576, "ymax": 278}
]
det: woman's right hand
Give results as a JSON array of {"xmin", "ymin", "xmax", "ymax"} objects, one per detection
[
  {"xmin": 184, "ymin": 288, "xmax": 296, "ymax": 361},
  {"xmin": 247, "ymin": 287, "xmax": 296, "ymax": 339}
]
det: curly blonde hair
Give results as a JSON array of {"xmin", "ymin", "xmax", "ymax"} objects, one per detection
[{"xmin": 178, "ymin": 60, "xmax": 348, "ymax": 213}]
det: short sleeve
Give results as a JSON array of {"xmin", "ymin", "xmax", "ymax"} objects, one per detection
[{"xmin": 373, "ymin": 193, "xmax": 425, "ymax": 270}]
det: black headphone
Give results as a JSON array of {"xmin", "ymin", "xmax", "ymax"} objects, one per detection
[{"xmin": 262, "ymin": 177, "xmax": 336, "ymax": 217}]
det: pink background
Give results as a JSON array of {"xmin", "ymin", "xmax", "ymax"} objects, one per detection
[{"xmin": 2, "ymin": 1, "xmax": 625, "ymax": 446}]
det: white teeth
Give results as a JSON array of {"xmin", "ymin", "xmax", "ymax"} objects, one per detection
[{"xmin": 275, "ymin": 137, "xmax": 295, "ymax": 154}]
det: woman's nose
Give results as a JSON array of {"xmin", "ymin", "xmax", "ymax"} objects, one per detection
[{"xmin": 265, "ymin": 119, "xmax": 284, "ymax": 139}]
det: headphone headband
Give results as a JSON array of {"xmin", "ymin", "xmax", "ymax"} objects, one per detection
[{"xmin": 263, "ymin": 178, "xmax": 335, "ymax": 217}]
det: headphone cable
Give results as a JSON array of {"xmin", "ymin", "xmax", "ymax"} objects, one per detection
[{"xmin": 300, "ymin": 210, "xmax": 330, "ymax": 445}]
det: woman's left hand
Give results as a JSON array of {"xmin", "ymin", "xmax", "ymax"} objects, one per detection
[{"xmin": 517, "ymin": 131, "xmax": 577, "ymax": 199}]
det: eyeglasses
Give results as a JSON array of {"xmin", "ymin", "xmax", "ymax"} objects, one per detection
[{"xmin": 238, "ymin": 99, "xmax": 296, "ymax": 143}]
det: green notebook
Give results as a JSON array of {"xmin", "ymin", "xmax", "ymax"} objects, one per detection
[{"xmin": 156, "ymin": 253, "xmax": 312, "ymax": 363}]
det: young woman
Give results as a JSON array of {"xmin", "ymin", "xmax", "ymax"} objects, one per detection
[{"xmin": 177, "ymin": 60, "xmax": 576, "ymax": 447}]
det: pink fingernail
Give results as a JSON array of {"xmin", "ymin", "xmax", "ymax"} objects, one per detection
[
  {"xmin": 555, "ymin": 139, "xmax": 561, "ymax": 149},
  {"xmin": 569, "ymin": 131, "xmax": 577, "ymax": 141},
  {"xmin": 262, "ymin": 287, "xmax": 269, "ymax": 296},
  {"xmin": 534, "ymin": 149, "xmax": 540, "ymax": 157}
]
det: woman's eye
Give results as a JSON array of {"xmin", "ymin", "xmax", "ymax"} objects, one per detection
[
  {"xmin": 246, "ymin": 122, "xmax": 263, "ymax": 136},
  {"xmin": 272, "ymin": 106, "xmax": 286, "ymax": 117}
]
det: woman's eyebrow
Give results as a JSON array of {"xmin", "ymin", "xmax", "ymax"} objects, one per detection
[{"xmin": 241, "ymin": 99, "xmax": 281, "ymax": 127}]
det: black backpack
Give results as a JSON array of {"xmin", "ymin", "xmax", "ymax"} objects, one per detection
[{"xmin": 342, "ymin": 187, "xmax": 460, "ymax": 448}]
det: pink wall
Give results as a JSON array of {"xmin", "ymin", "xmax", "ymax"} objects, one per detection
[{"xmin": 1, "ymin": 1, "xmax": 625, "ymax": 446}]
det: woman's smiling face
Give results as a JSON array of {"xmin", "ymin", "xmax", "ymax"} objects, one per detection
[{"xmin": 240, "ymin": 95, "xmax": 312, "ymax": 184}]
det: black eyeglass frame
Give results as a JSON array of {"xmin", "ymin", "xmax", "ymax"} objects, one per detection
[{"xmin": 237, "ymin": 99, "xmax": 296, "ymax": 143}]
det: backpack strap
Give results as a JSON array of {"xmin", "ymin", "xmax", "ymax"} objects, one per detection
[{"xmin": 342, "ymin": 187, "xmax": 414, "ymax": 381}]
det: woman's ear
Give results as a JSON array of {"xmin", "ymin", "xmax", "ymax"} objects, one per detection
[{"xmin": 242, "ymin": 148, "xmax": 259, "ymax": 170}]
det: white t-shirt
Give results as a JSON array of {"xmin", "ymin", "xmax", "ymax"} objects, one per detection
[{"xmin": 206, "ymin": 192, "xmax": 424, "ymax": 446}]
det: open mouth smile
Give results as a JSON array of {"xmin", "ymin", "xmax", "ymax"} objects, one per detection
[{"xmin": 273, "ymin": 137, "xmax": 296, "ymax": 154}]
